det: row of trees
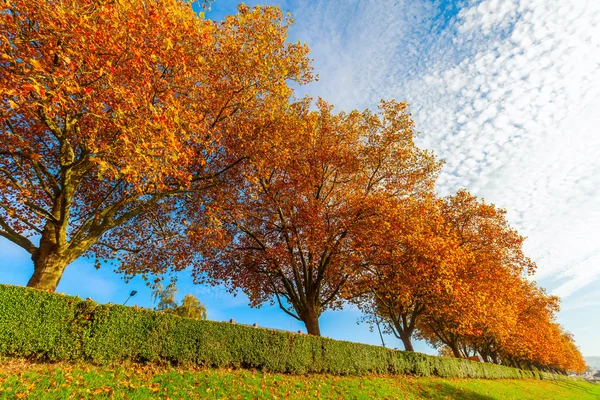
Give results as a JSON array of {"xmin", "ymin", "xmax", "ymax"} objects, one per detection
[
  {"xmin": 353, "ymin": 192, "xmax": 585, "ymax": 373},
  {"xmin": 0, "ymin": 0, "xmax": 584, "ymax": 372}
]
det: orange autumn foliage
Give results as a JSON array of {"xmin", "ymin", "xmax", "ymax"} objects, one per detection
[
  {"xmin": 191, "ymin": 99, "xmax": 440, "ymax": 335},
  {"xmin": 358, "ymin": 189, "xmax": 585, "ymax": 372},
  {"xmin": 351, "ymin": 194, "xmax": 464, "ymax": 351},
  {"xmin": 415, "ymin": 191, "xmax": 535, "ymax": 357},
  {"xmin": 0, "ymin": 0, "xmax": 585, "ymax": 373},
  {"xmin": 498, "ymin": 282, "xmax": 586, "ymax": 372},
  {"xmin": 355, "ymin": 190, "xmax": 533, "ymax": 355},
  {"xmin": 0, "ymin": 0, "xmax": 311, "ymax": 290}
]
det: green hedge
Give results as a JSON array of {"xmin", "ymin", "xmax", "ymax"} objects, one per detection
[{"xmin": 0, "ymin": 284, "xmax": 567, "ymax": 379}]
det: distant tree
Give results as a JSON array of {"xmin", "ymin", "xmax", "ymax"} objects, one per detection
[
  {"xmin": 437, "ymin": 346, "xmax": 456, "ymax": 358},
  {"xmin": 152, "ymin": 282, "xmax": 207, "ymax": 320},
  {"xmin": 177, "ymin": 294, "xmax": 208, "ymax": 320},
  {"xmin": 152, "ymin": 283, "xmax": 179, "ymax": 313}
]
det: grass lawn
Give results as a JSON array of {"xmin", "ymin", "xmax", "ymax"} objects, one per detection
[{"xmin": 0, "ymin": 359, "xmax": 598, "ymax": 399}]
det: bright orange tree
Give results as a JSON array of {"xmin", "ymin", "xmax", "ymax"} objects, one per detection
[
  {"xmin": 350, "ymin": 194, "xmax": 465, "ymax": 351},
  {"xmin": 414, "ymin": 190, "xmax": 536, "ymax": 358},
  {"xmin": 403, "ymin": 203, "xmax": 586, "ymax": 373},
  {"xmin": 554, "ymin": 329, "xmax": 586, "ymax": 373},
  {"xmin": 499, "ymin": 282, "xmax": 586, "ymax": 372},
  {"xmin": 354, "ymin": 189, "xmax": 534, "ymax": 356},
  {"xmin": 191, "ymin": 99, "xmax": 440, "ymax": 335},
  {"xmin": 0, "ymin": 1, "xmax": 311, "ymax": 290}
]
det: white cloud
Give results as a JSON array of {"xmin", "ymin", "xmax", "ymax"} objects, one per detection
[{"xmin": 286, "ymin": 0, "xmax": 600, "ymax": 304}]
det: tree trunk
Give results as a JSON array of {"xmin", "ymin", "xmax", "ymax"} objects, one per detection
[
  {"xmin": 449, "ymin": 342, "xmax": 462, "ymax": 358},
  {"xmin": 302, "ymin": 307, "xmax": 321, "ymax": 336},
  {"xmin": 28, "ymin": 229, "xmax": 71, "ymax": 291},
  {"xmin": 399, "ymin": 331, "xmax": 415, "ymax": 352},
  {"xmin": 490, "ymin": 352, "xmax": 499, "ymax": 364},
  {"xmin": 26, "ymin": 199, "xmax": 72, "ymax": 291},
  {"xmin": 28, "ymin": 254, "xmax": 68, "ymax": 291},
  {"xmin": 479, "ymin": 351, "xmax": 490, "ymax": 362}
]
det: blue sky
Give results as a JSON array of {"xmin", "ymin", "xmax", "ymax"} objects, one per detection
[{"xmin": 2, "ymin": 0, "xmax": 600, "ymax": 356}]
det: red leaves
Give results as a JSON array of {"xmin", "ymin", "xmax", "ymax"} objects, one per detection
[{"xmin": 20, "ymin": 84, "xmax": 34, "ymax": 93}]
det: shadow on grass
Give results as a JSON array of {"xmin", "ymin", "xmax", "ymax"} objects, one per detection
[
  {"xmin": 549, "ymin": 379, "xmax": 595, "ymax": 395},
  {"xmin": 416, "ymin": 381, "xmax": 494, "ymax": 399}
]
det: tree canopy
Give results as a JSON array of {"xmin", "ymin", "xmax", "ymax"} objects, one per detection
[
  {"xmin": 0, "ymin": 0, "xmax": 311, "ymax": 290},
  {"xmin": 190, "ymin": 99, "xmax": 440, "ymax": 335},
  {"xmin": 152, "ymin": 282, "xmax": 207, "ymax": 320}
]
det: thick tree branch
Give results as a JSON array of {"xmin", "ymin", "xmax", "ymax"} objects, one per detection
[{"xmin": 0, "ymin": 215, "xmax": 38, "ymax": 254}]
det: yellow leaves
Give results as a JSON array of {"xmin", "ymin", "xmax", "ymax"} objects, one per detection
[
  {"xmin": 29, "ymin": 58, "xmax": 43, "ymax": 71},
  {"xmin": 147, "ymin": 383, "xmax": 160, "ymax": 393}
]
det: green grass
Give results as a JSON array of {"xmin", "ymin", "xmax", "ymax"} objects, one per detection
[{"xmin": 0, "ymin": 359, "xmax": 598, "ymax": 399}]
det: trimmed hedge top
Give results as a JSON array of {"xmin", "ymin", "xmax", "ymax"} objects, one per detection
[{"xmin": 0, "ymin": 284, "xmax": 563, "ymax": 380}]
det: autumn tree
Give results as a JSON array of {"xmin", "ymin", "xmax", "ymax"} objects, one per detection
[
  {"xmin": 153, "ymin": 282, "xmax": 179, "ymax": 312},
  {"xmin": 406, "ymin": 209, "xmax": 586, "ymax": 373},
  {"xmin": 191, "ymin": 99, "xmax": 440, "ymax": 335},
  {"xmin": 437, "ymin": 346, "xmax": 456, "ymax": 358},
  {"xmin": 353, "ymin": 189, "xmax": 532, "ymax": 355},
  {"xmin": 0, "ymin": 0, "xmax": 311, "ymax": 290},
  {"xmin": 412, "ymin": 190, "xmax": 535, "ymax": 358},
  {"xmin": 177, "ymin": 294, "xmax": 208, "ymax": 320},
  {"xmin": 557, "ymin": 329, "xmax": 586, "ymax": 373},
  {"xmin": 351, "ymin": 194, "xmax": 465, "ymax": 351},
  {"xmin": 349, "ymin": 169, "xmax": 584, "ymax": 369},
  {"xmin": 496, "ymin": 282, "xmax": 585, "ymax": 373},
  {"xmin": 152, "ymin": 282, "xmax": 207, "ymax": 320}
]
